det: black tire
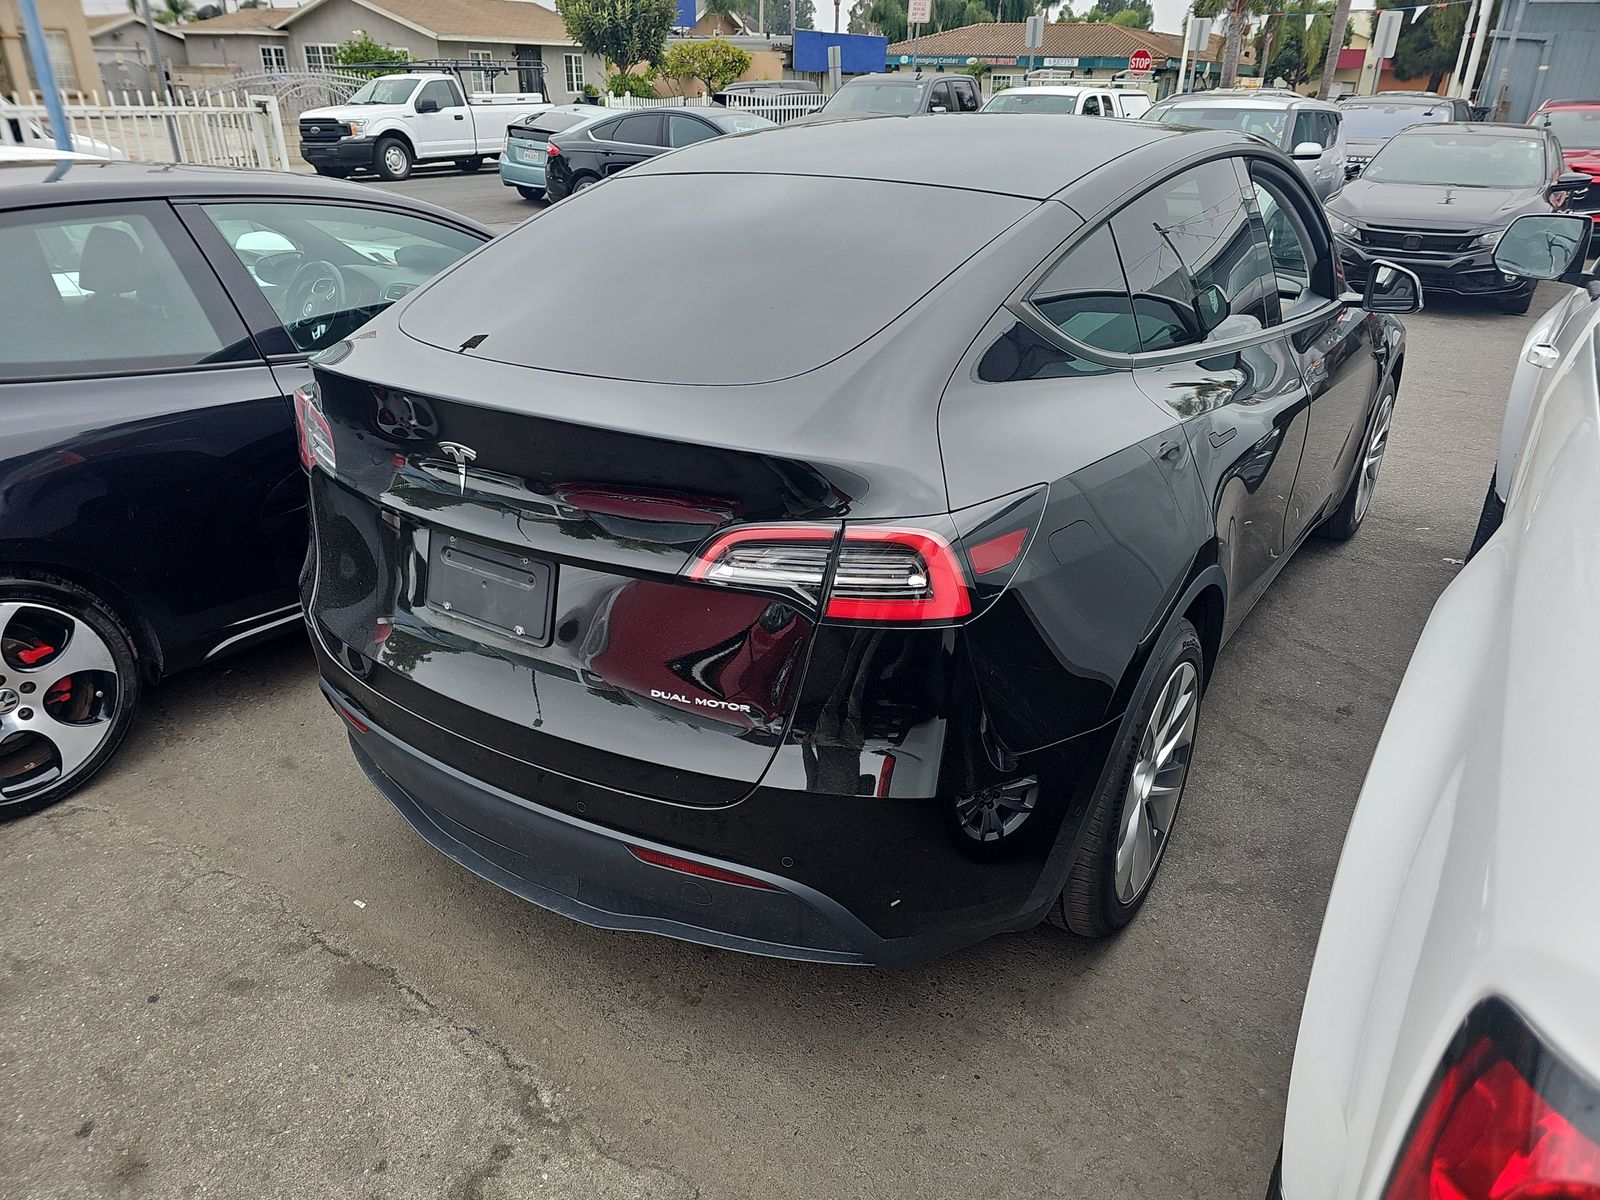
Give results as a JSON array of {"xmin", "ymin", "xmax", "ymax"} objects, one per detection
[
  {"xmin": 374, "ymin": 137, "xmax": 413, "ymax": 181},
  {"xmin": 516, "ymin": 185, "xmax": 545, "ymax": 202},
  {"xmin": 1318, "ymin": 375, "xmax": 1397, "ymax": 542},
  {"xmin": 1051, "ymin": 617, "xmax": 1205, "ymax": 938},
  {"xmin": 571, "ymin": 173, "xmax": 598, "ymax": 193},
  {"xmin": 312, "ymin": 164, "xmax": 350, "ymax": 178},
  {"xmin": 1496, "ymin": 286, "xmax": 1534, "ymax": 316},
  {"xmin": 1467, "ymin": 471, "xmax": 1505, "ymax": 560},
  {"xmin": 0, "ymin": 575, "xmax": 141, "ymax": 822},
  {"xmin": 456, "ymin": 155, "xmax": 485, "ymax": 173}
]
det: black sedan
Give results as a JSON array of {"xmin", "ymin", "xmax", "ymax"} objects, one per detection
[
  {"xmin": 543, "ymin": 106, "xmax": 773, "ymax": 200},
  {"xmin": 1328, "ymin": 122, "xmax": 1591, "ymax": 313},
  {"xmin": 0, "ymin": 161, "xmax": 489, "ymax": 820},
  {"xmin": 302, "ymin": 116, "xmax": 1415, "ymax": 964}
]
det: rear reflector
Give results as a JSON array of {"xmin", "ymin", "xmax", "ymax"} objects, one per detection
[
  {"xmin": 294, "ymin": 385, "xmax": 337, "ymax": 474},
  {"xmin": 1384, "ymin": 1000, "xmax": 1600, "ymax": 1200},
  {"xmin": 967, "ymin": 528, "xmax": 1029, "ymax": 576},
  {"xmin": 627, "ymin": 845, "xmax": 778, "ymax": 891},
  {"xmin": 686, "ymin": 523, "xmax": 972, "ymax": 623}
]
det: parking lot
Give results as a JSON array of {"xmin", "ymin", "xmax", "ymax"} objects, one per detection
[{"xmin": 0, "ymin": 166, "xmax": 1556, "ymax": 1200}]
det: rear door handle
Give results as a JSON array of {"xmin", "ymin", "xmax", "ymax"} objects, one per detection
[{"xmin": 1158, "ymin": 439, "xmax": 1184, "ymax": 461}]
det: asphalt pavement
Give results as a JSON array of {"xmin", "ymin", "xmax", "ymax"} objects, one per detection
[{"xmin": 0, "ymin": 167, "xmax": 1554, "ymax": 1200}]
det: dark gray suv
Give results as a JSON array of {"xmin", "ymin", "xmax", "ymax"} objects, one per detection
[{"xmin": 1146, "ymin": 89, "xmax": 1347, "ymax": 199}]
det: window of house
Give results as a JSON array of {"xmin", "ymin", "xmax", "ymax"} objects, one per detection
[
  {"xmin": 260, "ymin": 45, "xmax": 287, "ymax": 72},
  {"xmin": 1109, "ymin": 159, "xmax": 1277, "ymax": 352},
  {"xmin": 469, "ymin": 49, "xmax": 493, "ymax": 93},
  {"xmin": 1027, "ymin": 225, "xmax": 1141, "ymax": 356},
  {"xmin": 21, "ymin": 29, "xmax": 78, "ymax": 92},
  {"xmin": 304, "ymin": 44, "xmax": 339, "ymax": 73},
  {"xmin": 564, "ymin": 54, "xmax": 584, "ymax": 94},
  {"xmin": 0, "ymin": 206, "xmax": 251, "ymax": 379}
]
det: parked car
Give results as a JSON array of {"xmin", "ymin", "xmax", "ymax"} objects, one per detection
[
  {"xmin": 1272, "ymin": 213, "xmax": 1597, "ymax": 1200},
  {"xmin": 499, "ymin": 103, "xmax": 613, "ymax": 202},
  {"xmin": 1145, "ymin": 89, "xmax": 1347, "ymax": 200},
  {"xmin": 1337, "ymin": 92, "xmax": 1472, "ymax": 175},
  {"xmin": 1326, "ymin": 122, "xmax": 1590, "ymax": 313},
  {"xmin": 298, "ymin": 71, "xmax": 550, "ymax": 181},
  {"xmin": 543, "ymin": 107, "xmax": 774, "ymax": 200},
  {"xmin": 1, "ymin": 97, "xmax": 127, "ymax": 161},
  {"xmin": 1528, "ymin": 98, "xmax": 1600, "ymax": 227},
  {"xmin": 787, "ymin": 72, "xmax": 982, "ymax": 123},
  {"xmin": 981, "ymin": 85, "xmax": 1151, "ymax": 118},
  {"xmin": 0, "ymin": 161, "xmax": 490, "ymax": 820},
  {"xmin": 299, "ymin": 116, "xmax": 1417, "ymax": 964}
]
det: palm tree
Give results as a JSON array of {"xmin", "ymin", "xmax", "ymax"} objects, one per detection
[
  {"xmin": 1218, "ymin": 0, "xmax": 1249, "ymax": 86},
  {"xmin": 1316, "ymin": 0, "xmax": 1351, "ymax": 97},
  {"xmin": 160, "ymin": 0, "xmax": 197, "ymax": 22}
]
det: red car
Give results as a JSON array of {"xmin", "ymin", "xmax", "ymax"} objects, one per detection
[{"xmin": 1530, "ymin": 99, "xmax": 1600, "ymax": 224}]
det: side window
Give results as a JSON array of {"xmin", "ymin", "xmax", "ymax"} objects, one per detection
[
  {"xmin": 198, "ymin": 201, "xmax": 482, "ymax": 353},
  {"xmin": 930, "ymin": 80, "xmax": 952, "ymax": 110},
  {"xmin": 1109, "ymin": 159, "xmax": 1277, "ymax": 351},
  {"xmin": 417, "ymin": 80, "xmax": 457, "ymax": 110},
  {"xmin": 667, "ymin": 114, "xmax": 718, "ymax": 148},
  {"xmin": 1082, "ymin": 94, "xmax": 1102, "ymax": 117},
  {"xmin": 1291, "ymin": 111, "xmax": 1323, "ymax": 150},
  {"xmin": 1250, "ymin": 178, "xmax": 1315, "ymax": 309},
  {"xmin": 610, "ymin": 113, "xmax": 662, "ymax": 145},
  {"xmin": 1322, "ymin": 112, "xmax": 1342, "ymax": 147},
  {"xmin": 1026, "ymin": 225, "xmax": 1141, "ymax": 355},
  {"xmin": 588, "ymin": 119, "xmax": 621, "ymax": 141},
  {"xmin": 956, "ymin": 81, "xmax": 980, "ymax": 112},
  {"xmin": 0, "ymin": 205, "xmax": 253, "ymax": 379}
]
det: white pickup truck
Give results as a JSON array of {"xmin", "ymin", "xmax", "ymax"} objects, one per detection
[
  {"xmin": 980, "ymin": 84, "xmax": 1153, "ymax": 118},
  {"xmin": 298, "ymin": 71, "xmax": 550, "ymax": 180}
]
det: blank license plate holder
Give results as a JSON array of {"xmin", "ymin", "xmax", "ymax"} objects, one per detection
[{"xmin": 427, "ymin": 533, "xmax": 554, "ymax": 646}]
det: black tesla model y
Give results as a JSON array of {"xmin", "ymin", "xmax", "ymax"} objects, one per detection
[{"xmin": 303, "ymin": 117, "xmax": 1416, "ymax": 964}]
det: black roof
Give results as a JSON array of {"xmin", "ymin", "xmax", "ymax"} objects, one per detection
[
  {"xmin": 0, "ymin": 160, "xmax": 488, "ymax": 229},
  {"xmin": 629, "ymin": 112, "xmax": 1203, "ymax": 200},
  {"xmin": 1391, "ymin": 120, "xmax": 1549, "ymax": 138}
]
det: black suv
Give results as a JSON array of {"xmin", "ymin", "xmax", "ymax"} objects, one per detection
[{"xmin": 0, "ymin": 160, "xmax": 488, "ymax": 819}]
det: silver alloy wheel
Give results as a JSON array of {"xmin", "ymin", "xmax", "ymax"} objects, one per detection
[
  {"xmin": 1354, "ymin": 391, "xmax": 1395, "ymax": 525},
  {"xmin": 0, "ymin": 601, "xmax": 119, "ymax": 801},
  {"xmin": 383, "ymin": 144, "xmax": 408, "ymax": 175},
  {"xmin": 1114, "ymin": 660, "xmax": 1198, "ymax": 904}
]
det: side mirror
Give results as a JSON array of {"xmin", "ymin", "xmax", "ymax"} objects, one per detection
[
  {"xmin": 235, "ymin": 230, "xmax": 295, "ymax": 256},
  {"xmin": 929, "ymin": 104, "xmax": 948, "ymax": 113},
  {"xmin": 1193, "ymin": 282, "xmax": 1230, "ymax": 336},
  {"xmin": 1550, "ymin": 171, "xmax": 1592, "ymax": 195},
  {"xmin": 1363, "ymin": 260, "xmax": 1422, "ymax": 314},
  {"xmin": 1292, "ymin": 141, "xmax": 1324, "ymax": 159},
  {"xmin": 415, "ymin": 97, "xmax": 441, "ymax": 114},
  {"xmin": 1493, "ymin": 213, "xmax": 1591, "ymax": 281},
  {"xmin": 1345, "ymin": 161, "xmax": 1363, "ymax": 179}
]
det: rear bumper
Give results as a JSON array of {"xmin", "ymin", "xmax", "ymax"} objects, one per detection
[
  {"xmin": 328, "ymin": 678, "xmax": 1046, "ymax": 965},
  {"xmin": 1336, "ymin": 237, "xmax": 1526, "ymax": 299},
  {"xmin": 498, "ymin": 154, "xmax": 546, "ymax": 188},
  {"xmin": 300, "ymin": 137, "xmax": 377, "ymax": 169}
]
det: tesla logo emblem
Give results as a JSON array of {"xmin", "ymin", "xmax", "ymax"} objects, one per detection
[
  {"xmin": 1402, "ymin": 234, "xmax": 1422, "ymax": 251},
  {"xmin": 438, "ymin": 441, "xmax": 476, "ymax": 493}
]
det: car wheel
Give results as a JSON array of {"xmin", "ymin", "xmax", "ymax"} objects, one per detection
[
  {"xmin": 375, "ymin": 137, "xmax": 413, "ymax": 181},
  {"xmin": 456, "ymin": 156, "xmax": 485, "ymax": 173},
  {"xmin": 1317, "ymin": 377, "xmax": 1396, "ymax": 541},
  {"xmin": 0, "ymin": 577, "xmax": 141, "ymax": 822},
  {"xmin": 1497, "ymin": 286, "xmax": 1534, "ymax": 316},
  {"xmin": 1467, "ymin": 471, "xmax": 1505, "ymax": 560},
  {"xmin": 572, "ymin": 173, "xmax": 598, "ymax": 193},
  {"xmin": 1051, "ymin": 617, "xmax": 1204, "ymax": 938},
  {"xmin": 516, "ymin": 185, "xmax": 545, "ymax": 202}
]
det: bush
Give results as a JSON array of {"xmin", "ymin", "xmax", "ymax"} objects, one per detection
[
  {"xmin": 607, "ymin": 69, "xmax": 658, "ymax": 97},
  {"xmin": 661, "ymin": 39, "xmax": 753, "ymax": 97},
  {"xmin": 334, "ymin": 31, "xmax": 410, "ymax": 76},
  {"xmin": 583, "ymin": 83, "xmax": 603, "ymax": 102}
]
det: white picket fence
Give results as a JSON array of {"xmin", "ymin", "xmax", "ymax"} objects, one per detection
[
  {"xmin": 604, "ymin": 90, "xmax": 827, "ymax": 124},
  {"xmin": 3, "ymin": 90, "xmax": 290, "ymax": 171}
]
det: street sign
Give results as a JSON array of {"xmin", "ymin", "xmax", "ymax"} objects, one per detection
[
  {"xmin": 1185, "ymin": 17, "xmax": 1213, "ymax": 51},
  {"xmin": 906, "ymin": 0, "xmax": 930, "ymax": 23},
  {"xmin": 1024, "ymin": 14, "xmax": 1044, "ymax": 49},
  {"xmin": 1371, "ymin": 8, "xmax": 1403, "ymax": 60},
  {"xmin": 1128, "ymin": 48, "xmax": 1154, "ymax": 74}
]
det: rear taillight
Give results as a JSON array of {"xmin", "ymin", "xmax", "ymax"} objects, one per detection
[
  {"xmin": 1384, "ymin": 999, "xmax": 1600, "ymax": 1200},
  {"xmin": 686, "ymin": 523, "xmax": 973, "ymax": 623},
  {"xmin": 294, "ymin": 384, "xmax": 336, "ymax": 474},
  {"xmin": 546, "ymin": 141, "xmax": 560, "ymax": 159}
]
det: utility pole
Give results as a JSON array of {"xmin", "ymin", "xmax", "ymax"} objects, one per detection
[
  {"xmin": 1447, "ymin": 0, "xmax": 1479, "ymax": 97},
  {"xmin": 1458, "ymin": 0, "xmax": 1493, "ymax": 107},
  {"xmin": 1491, "ymin": 0, "xmax": 1528, "ymax": 119},
  {"xmin": 15, "ymin": 0, "xmax": 72, "ymax": 149},
  {"xmin": 1178, "ymin": 9, "xmax": 1192, "ymax": 94},
  {"xmin": 139, "ymin": 0, "xmax": 183, "ymax": 160}
]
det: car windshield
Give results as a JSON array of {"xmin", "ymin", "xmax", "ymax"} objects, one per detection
[
  {"xmin": 984, "ymin": 91, "xmax": 1080, "ymax": 113},
  {"xmin": 822, "ymin": 82, "xmax": 921, "ymax": 114},
  {"xmin": 1340, "ymin": 103, "xmax": 1449, "ymax": 139},
  {"xmin": 347, "ymin": 78, "xmax": 419, "ymax": 105},
  {"xmin": 712, "ymin": 111, "xmax": 777, "ymax": 132},
  {"xmin": 1365, "ymin": 132, "xmax": 1546, "ymax": 188},
  {"xmin": 1154, "ymin": 105, "xmax": 1288, "ymax": 142},
  {"xmin": 1532, "ymin": 107, "xmax": 1600, "ymax": 152}
]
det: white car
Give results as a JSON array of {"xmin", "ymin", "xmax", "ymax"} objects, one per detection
[
  {"xmin": 980, "ymin": 85, "xmax": 1151, "ymax": 119},
  {"xmin": 1275, "ymin": 212, "xmax": 1600, "ymax": 1200}
]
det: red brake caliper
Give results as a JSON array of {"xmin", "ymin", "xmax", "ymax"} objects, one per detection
[
  {"xmin": 16, "ymin": 641, "xmax": 54, "ymax": 665},
  {"xmin": 45, "ymin": 678, "xmax": 73, "ymax": 706}
]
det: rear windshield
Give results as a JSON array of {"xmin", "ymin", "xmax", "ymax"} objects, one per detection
[
  {"xmin": 399, "ymin": 173, "xmax": 1031, "ymax": 385},
  {"xmin": 1154, "ymin": 105, "xmax": 1288, "ymax": 143},
  {"xmin": 985, "ymin": 91, "xmax": 1080, "ymax": 113},
  {"xmin": 823, "ymin": 82, "xmax": 921, "ymax": 114},
  {"xmin": 1532, "ymin": 107, "xmax": 1600, "ymax": 152},
  {"xmin": 709, "ymin": 111, "xmax": 776, "ymax": 133},
  {"xmin": 522, "ymin": 112, "xmax": 589, "ymax": 136},
  {"xmin": 1340, "ymin": 103, "xmax": 1449, "ymax": 140}
]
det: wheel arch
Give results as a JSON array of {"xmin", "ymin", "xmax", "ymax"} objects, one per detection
[
  {"xmin": 374, "ymin": 128, "xmax": 416, "ymax": 158},
  {"xmin": 0, "ymin": 551, "xmax": 165, "ymax": 681}
]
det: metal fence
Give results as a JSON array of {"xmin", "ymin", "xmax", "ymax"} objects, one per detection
[
  {"xmin": 604, "ymin": 90, "xmax": 827, "ymax": 123},
  {"xmin": 4, "ymin": 90, "xmax": 290, "ymax": 171}
]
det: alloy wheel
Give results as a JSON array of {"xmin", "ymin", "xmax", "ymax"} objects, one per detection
[
  {"xmin": 956, "ymin": 776, "xmax": 1039, "ymax": 843},
  {"xmin": 0, "ymin": 601, "xmax": 121, "ymax": 804},
  {"xmin": 1114, "ymin": 660, "xmax": 1198, "ymax": 904},
  {"xmin": 1355, "ymin": 391, "xmax": 1395, "ymax": 526}
]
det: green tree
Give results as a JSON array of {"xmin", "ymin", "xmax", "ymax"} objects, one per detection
[
  {"xmin": 159, "ymin": 0, "xmax": 195, "ymax": 23},
  {"xmin": 962, "ymin": 0, "xmax": 993, "ymax": 22},
  {"xmin": 556, "ymin": 0, "xmax": 677, "ymax": 74},
  {"xmin": 662, "ymin": 38, "xmax": 752, "ymax": 94},
  {"xmin": 860, "ymin": 0, "xmax": 907, "ymax": 39},
  {"xmin": 1377, "ymin": 0, "xmax": 1469, "ymax": 91},
  {"xmin": 752, "ymin": 0, "xmax": 815, "ymax": 35},
  {"xmin": 1109, "ymin": 7, "xmax": 1149, "ymax": 26},
  {"xmin": 333, "ymin": 31, "xmax": 411, "ymax": 74}
]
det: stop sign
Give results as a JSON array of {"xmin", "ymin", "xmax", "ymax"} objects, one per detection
[{"xmin": 1128, "ymin": 49, "xmax": 1153, "ymax": 73}]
